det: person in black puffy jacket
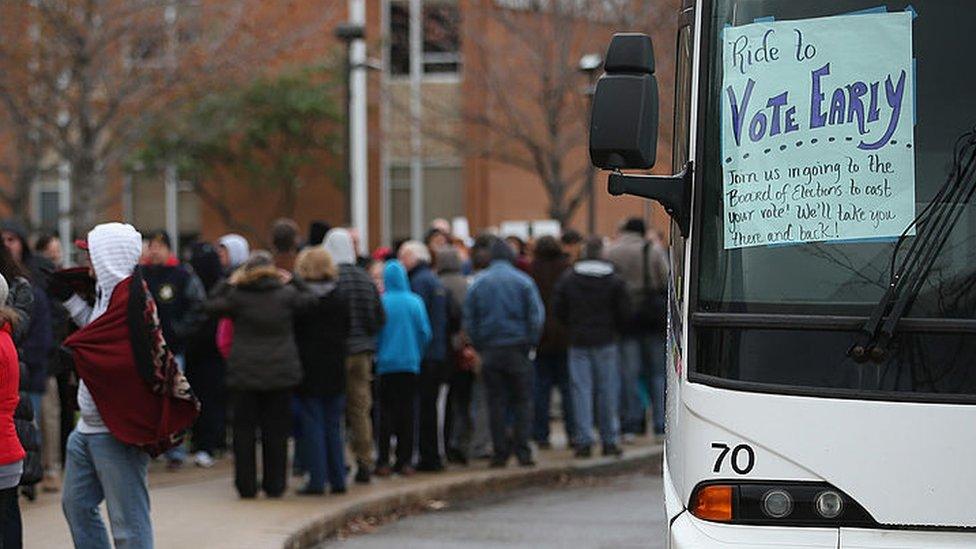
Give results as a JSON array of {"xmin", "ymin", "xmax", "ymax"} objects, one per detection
[
  {"xmin": 553, "ymin": 236, "xmax": 630, "ymax": 459},
  {"xmin": 293, "ymin": 248, "xmax": 350, "ymax": 495}
]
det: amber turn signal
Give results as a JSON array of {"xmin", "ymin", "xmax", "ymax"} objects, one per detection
[{"xmin": 691, "ymin": 484, "xmax": 734, "ymax": 522}]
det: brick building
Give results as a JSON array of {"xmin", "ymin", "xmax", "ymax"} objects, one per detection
[{"xmin": 8, "ymin": 0, "xmax": 678, "ymax": 251}]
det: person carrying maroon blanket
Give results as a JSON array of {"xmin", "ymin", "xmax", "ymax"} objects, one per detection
[{"xmin": 55, "ymin": 223, "xmax": 199, "ymax": 549}]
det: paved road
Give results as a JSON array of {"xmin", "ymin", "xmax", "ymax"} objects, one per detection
[{"xmin": 328, "ymin": 472, "xmax": 666, "ymax": 548}]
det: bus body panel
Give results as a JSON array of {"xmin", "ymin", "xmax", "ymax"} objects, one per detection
[
  {"xmin": 679, "ymin": 381, "xmax": 976, "ymax": 527},
  {"xmin": 839, "ymin": 528, "xmax": 976, "ymax": 547},
  {"xmin": 670, "ymin": 512, "xmax": 839, "ymax": 548},
  {"xmin": 670, "ymin": 513, "xmax": 976, "ymax": 548}
]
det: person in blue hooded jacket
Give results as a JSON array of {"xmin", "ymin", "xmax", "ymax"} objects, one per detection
[{"xmin": 375, "ymin": 261, "xmax": 431, "ymax": 477}]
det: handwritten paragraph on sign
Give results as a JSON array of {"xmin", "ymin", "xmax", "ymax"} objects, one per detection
[{"xmin": 721, "ymin": 12, "xmax": 916, "ymax": 250}]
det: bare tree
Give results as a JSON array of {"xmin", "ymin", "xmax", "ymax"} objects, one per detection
[
  {"xmin": 410, "ymin": 0, "xmax": 677, "ymax": 226},
  {"xmin": 0, "ymin": 0, "xmax": 340, "ymax": 231}
]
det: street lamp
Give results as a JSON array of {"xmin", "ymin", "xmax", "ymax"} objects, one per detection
[
  {"xmin": 335, "ymin": 23, "xmax": 366, "ymax": 226},
  {"xmin": 579, "ymin": 53, "xmax": 603, "ymax": 236}
]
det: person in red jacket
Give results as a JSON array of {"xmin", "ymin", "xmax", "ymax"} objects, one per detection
[{"xmin": 0, "ymin": 273, "xmax": 27, "ymax": 547}]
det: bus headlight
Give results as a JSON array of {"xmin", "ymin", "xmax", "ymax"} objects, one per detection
[
  {"xmin": 762, "ymin": 489, "xmax": 793, "ymax": 518},
  {"xmin": 689, "ymin": 481, "xmax": 876, "ymax": 527},
  {"xmin": 815, "ymin": 490, "xmax": 844, "ymax": 519}
]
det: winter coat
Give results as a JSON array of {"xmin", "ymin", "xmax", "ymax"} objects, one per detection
[
  {"xmin": 530, "ymin": 252, "xmax": 571, "ymax": 357},
  {"xmin": 605, "ymin": 232, "xmax": 668, "ymax": 297},
  {"xmin": 20, "ymin": 285, "xmax": 52, "ymax": 393},
  {"xmin": 7, "ymin": 276, "xmax": 32, "ymax": 346},
  {"xmin": 206, "ymin": 266, "xmax": 316, "ymax": 391},
  {"xmin": 437, "ymin": 249, "xmax": 469, "ymax": 368},
  {"xmin": 553, "ymin": 260, "xmax": 631, "ymax": 348},
  {"xmin": 408, "ymin": 263, "xmax": 449, "ymax": 363},
  {"xmin": 463, "ymin": 239, "xmax": 545, "ymax": 351},
  {"xmin": 324, "ymin": 229, "xmax": 385, "ymax": 354},
  {"xmin": 376, "ymin": 261, "xmax": 431, "ymax": 376},
  {"xmin": 294, "ymin": 280, "xmax": 350, "ymax": 397},
  {"xmin": 0, "ymin": 323, "xmax": 24, "ymax": 467},
  {"xmin": 142, "ymin": 263, "xmax": 206, "ymax": 355}
]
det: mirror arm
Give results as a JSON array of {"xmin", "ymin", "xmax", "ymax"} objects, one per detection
[{"xmin": 607, "ymin": 161, "xmax": 693, "ymax": 236}]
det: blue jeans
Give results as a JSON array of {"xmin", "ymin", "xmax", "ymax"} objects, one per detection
[
  {"xmin": 618, "ymin": 339, "xmax": 646, "ymax": 434},
  {"xmin": 62, "ymin": 431, "xmax": 152, "ymax": 549},
  {"xmin": 568, "ymin": 344, "xmax": 621, "ymax": 448},
  {"xmin": 643, "ymin": 334, "xmax": 667, "ymax": 435},
  {"xmin": 297, "ymin": 395, "xmax": 347, "ymax": 492},
  {"xmin": 164, "ymin": 355, "xmax": 187, "ymax": 463},
  {"xmin": 533, "ymin": 353, "xmax": 575, "ymax": 445}
]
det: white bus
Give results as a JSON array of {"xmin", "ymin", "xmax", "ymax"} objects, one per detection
[{"xmin": 589, "ymin": 0, "xmax": 976, "ymax": 546}]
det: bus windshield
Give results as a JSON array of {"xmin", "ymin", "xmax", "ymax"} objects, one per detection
[{"xmin": 694, "ymin": 0, "xmax": 976, "ymax": 398}]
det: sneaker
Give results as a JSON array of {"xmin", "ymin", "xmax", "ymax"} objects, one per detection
[
  {"xmin": 194, "ymin": 451, "xmax": 216, "ymax": 469},
  {"xmin": 331, "ymin": 486, "xmax": 348, "ymax": 495},
  {"xmin": 166, "ymin": 458, "xmax": 184, "ymax": 472},
  {"xmin": 395, "ymin": 465, "xmax": 416, "ymax": 477},
  {"xmin": 354, "ymin": 467, "xmax": 371, "ymax": 484},
  {"xmin": 602, "ymin": 444, "xmax": 624, "ymax": 458},
  {"xmin": 518, "ymin": 458, "xmax": 536, "ymax": 468},
  {"xmin": 621, "ymin": 433, "xmax": 637, "ymax": 445},
  {"xmin": 374, "ymin": 465, "xmax": 393, "ymax": 478},
  {"xmin": 574, "ymin": 446, "xmax": 592, "ymax": 459},
  {"xmin": 489, "ymin": 457, "xmax": 508, "ymax": 468},
  {"xmin": 41, "ymin": 472, "xmax": 61, "ymax": 494}
]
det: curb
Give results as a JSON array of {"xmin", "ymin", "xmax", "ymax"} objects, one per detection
[{"xmin": 284, "ymin": 444, "xmax": 664, "ymax": 549}]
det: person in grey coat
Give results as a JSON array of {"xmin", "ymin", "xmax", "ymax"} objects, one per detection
[{"xmin": 206, "ymin": 251, "xmax": 316, "ymax": 498}]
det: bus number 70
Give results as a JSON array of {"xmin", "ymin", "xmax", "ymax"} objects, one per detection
[{"xmin": 711, "ymin": 442, "xmax": 755, "ymax": 475}]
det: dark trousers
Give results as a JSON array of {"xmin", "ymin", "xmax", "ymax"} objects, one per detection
[
  {"xmin": 418, "ymin": 361, "xmax": 444, "ymax": 467},
  {"xmin": 232, "ymin": 389, "xmax": 291, "ymax": 498},
  {"xmin": 0, "ymin": 486, "xmax": 21, "ymax": 549},
  {"xmin": 297, "ymin": 394, "xmax": 347, "ymax": 491},
  {"xmin": 446, "ymin": 370, "xmax": 474, "ymax": 456},
  {"xmin": 187, "ymin": 356, "xmax": 226, "ymax": 454},
  {"xmin": 482, "ymin": 346, "xmax": 534, "ymax": 463},
  {"xmin": 57, "ymin": 371, "xmax": 77, "ymax": 468},
  {"xmin": 533, "ymin": 352, "xmax": 575, "ymax": 445},
  {"xmin": 377, "ymin": 373, "xmax": 417, "ymax": 469}
]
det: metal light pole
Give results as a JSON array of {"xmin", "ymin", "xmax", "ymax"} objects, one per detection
[
  {"xmin": 579, "ymin": 53, "xmax": 603, "ymax": 236},
  {"xmin": 335, "ymin": 22, "xmax": 366, "ymax": 228}
]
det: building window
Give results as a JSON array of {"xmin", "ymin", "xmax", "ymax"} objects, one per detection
[
  {"xmin": 388, "ymin": 165, "xmax": 464, "ymax": 242},
  {"xmin": 390, "ymin": 3, "xmax": 411, "ymax": 76},
  {"xmin": 389, "ymin": 1, "xmax": 461, "ymax": 76},
  {"xmin": 423, "ymin": 4, "xmax": 461, "ymax": 74}
]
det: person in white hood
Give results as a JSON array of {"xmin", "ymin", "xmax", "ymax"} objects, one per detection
[
  {"xmin": 217, "ymin": 234, "xmax": 250, "ymax": 273},
  {"xmin": 321, "ymin": 229, "xmax": 384, "ymax": 483},
  {"xmin": 60, "ymin": 223, "xmax": 156, "ymax": 549}
]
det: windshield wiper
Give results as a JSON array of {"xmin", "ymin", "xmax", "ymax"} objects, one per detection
[{"xmin": 849, "ymin": 129, "xmax": 976, "ymax": 363}]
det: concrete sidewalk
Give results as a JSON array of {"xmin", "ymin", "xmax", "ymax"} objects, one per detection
[{"xmin": 21, "ymin": 436, "xmax": 663, "ymax": 549}]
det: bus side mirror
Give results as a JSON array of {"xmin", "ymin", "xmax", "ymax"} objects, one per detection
[{"xmin": 589, "ymin": 33, "xmax": 659, "ymax": 170}]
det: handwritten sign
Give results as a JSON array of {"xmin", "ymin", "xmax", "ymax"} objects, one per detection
[{"xmin": 721, "ymin": 12, "xmax": 915, "ymax": 250}]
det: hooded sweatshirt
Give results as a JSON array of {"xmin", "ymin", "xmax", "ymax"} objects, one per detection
[
  {"xmin": 553, "ymin": 259, "xmax": 631, "ymax": 348},
  {"xmin": 64, "ymin": 223, "xmax": 143, "ymax": 434},
  {"xmin": 463, "ymin": 238, "xmax": 545, "ymax": 350},
  {"xmin": 323, "ymin": 229, "xmax": 384, "ymax": 354},
  {"xmin": 376, "ymin": 261, "xmax": 431, "ymax": 376},
  {"xmin": 218, "ymin": 234, "xmax": 251, "ymax": 272}
]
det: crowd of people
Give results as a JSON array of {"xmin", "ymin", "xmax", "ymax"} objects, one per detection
[{"xmin": 0, "ymin": 215, "xmax": 669, "ymax": 548}]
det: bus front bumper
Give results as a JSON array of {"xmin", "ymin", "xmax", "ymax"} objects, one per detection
[{"xmin": 670, "ymin": 513, "xmax": 976, "ymax": 548}]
